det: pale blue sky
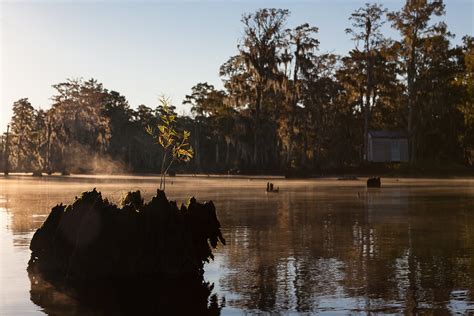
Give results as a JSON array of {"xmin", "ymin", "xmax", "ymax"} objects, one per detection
[{"xmin": 1, "ymin": 0, "xmax": 472, "ymax": 133}]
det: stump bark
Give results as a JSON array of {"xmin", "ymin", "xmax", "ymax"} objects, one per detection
[{"xmin": 29, "ymin": 188, "xmax": 225, "ymax": 285}]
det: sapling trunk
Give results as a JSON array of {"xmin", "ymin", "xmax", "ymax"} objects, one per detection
[
  {"xmin": 160, "ymin": 150, "xmax": 168, "ymax": 190},
  {"xmin": 163, "ymin": 159, "xmax": 175, "ymax": 191}
]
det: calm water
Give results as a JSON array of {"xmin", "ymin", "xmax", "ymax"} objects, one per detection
[{"xmin": 1, "ymin": 175, "xmax": 474, "ymax": 315}]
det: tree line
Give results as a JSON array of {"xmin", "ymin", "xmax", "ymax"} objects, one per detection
[{"xmin": 1, "ymin": 1, "xmax": 473, "ymax": 175}]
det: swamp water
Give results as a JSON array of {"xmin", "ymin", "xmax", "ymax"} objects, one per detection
[{"xmin": 1, "ymin": 175, "xmax": 474, "ymax": 315}]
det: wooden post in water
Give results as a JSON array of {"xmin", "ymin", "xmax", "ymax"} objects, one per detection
[{"xmin": 4, "ymin": 124, "xmax": 10, "ymax": 175}]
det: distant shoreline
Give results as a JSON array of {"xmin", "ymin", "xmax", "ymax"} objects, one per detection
[{"xmin": 2, "ymin": 171, "xmax": 474, "ymax": 180}]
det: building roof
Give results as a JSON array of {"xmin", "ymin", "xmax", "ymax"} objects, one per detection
[{"xmin": 368, "ymin": 130, "xmax": 407, "ymax": 139}]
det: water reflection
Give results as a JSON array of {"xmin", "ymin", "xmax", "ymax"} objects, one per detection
[
  {"xmin": 1, "ymin": 176, "xmax": 474, "ymax": 314},
  {"xmin": 213, "ymin": 180, "xmax": 474, "ymax": 314},
  {"xmin": 28, "ymin": 267, "xmax": 222, "ymax": 315}
]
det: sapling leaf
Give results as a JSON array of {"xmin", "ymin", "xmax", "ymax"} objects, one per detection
[
  {"xmin": 146, "ymin": 96, "xmax": 194, "ymax": 190},
  {"xmin": 145, "ymin": 125, "xmax": 154, "ymax": 135}
]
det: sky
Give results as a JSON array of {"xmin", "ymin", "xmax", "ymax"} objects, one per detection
[{"xmin": 1, "ymin": 0, "xmax": 473, "ymax": 133}]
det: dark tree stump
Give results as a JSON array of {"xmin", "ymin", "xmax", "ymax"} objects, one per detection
[{"xmin": 28, "ymin": 189, "xmax": 225, "ymax": 313}]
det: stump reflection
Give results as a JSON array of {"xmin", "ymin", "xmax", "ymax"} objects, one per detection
[{"xmin": 28, "ymin": 188, "xmax": 225, "ymax": 315}]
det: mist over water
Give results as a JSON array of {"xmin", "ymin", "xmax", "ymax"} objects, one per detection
[
  {"xmin": 1, "ymin": 176, "xmax": 474, "ymax": 314},
  {"xmin": 61, "ymin": 143, "xmax": 129, "ymax": 174}
]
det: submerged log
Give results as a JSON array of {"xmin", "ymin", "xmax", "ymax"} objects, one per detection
[
  {"xmin": 266, "ymin": 182, "xmax": 279, "ymax": 193},
  {"xmin": 337, "ymin": 176, "xmax": 358, "ymax": 180},
  {"xmin": 367, "ymin": 177, "xmax": 381, "ymax": 188},
  {"xmin": 29, "ymin": 189, "xmax": 225, "ymax": 285}
]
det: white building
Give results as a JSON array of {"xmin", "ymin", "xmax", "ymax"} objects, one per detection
[{"xmin": 368, "ymin": 130, "xmax": 409, "ymax": 163}]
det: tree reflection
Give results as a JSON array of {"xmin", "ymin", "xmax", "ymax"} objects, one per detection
[
  {"xmin": 217, "ymin": 184, "xmax": 474, "ymax": 313},
  {"xmin": 2, "ymin": 178, "xmax": 474, "ymax": 314}
]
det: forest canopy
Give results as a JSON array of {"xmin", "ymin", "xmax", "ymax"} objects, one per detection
[{"xmin": 1, "ymin": 2, "xmax": 473, "ymax": 175}]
